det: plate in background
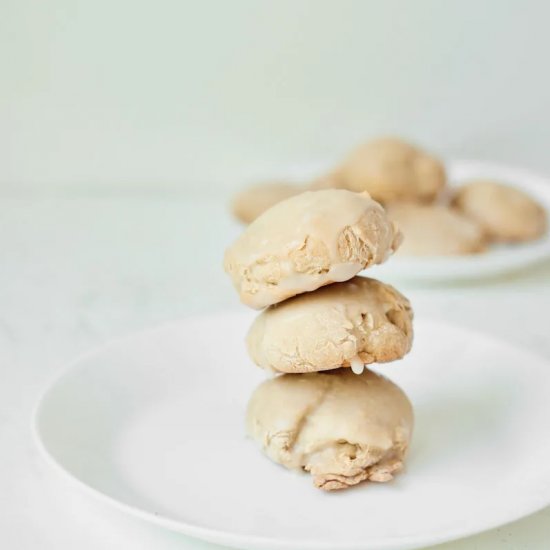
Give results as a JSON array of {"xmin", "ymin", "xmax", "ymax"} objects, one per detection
[
  {"xmin": 34, "ymin": 312, "xmax": 550, "ymax": 550},
  {"xmin": 262, "ymin": 159, "xmax": 550, "ymax": 283}
]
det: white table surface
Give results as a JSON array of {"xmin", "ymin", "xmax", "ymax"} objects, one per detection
[{"xmin": 2, "ymin": 193, "xmax": 550, "ymax": 549}]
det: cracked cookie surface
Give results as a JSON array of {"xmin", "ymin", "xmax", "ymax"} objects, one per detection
[
  {"xmin": 247, "ymin": 276, "xmax": 413, "ymax": 373},
  {"xmin": 246, "ymin": 368, "xmax": 413, "ymax": 491},
  {"xmin": 224, "ymin": 189, "xmax": 402, "ymax": 309}
]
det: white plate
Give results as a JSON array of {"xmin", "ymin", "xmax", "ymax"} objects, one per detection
[
  {"xmin": 34, "ymin": 312, "xmax": 550, "ymax": 550},
  {"xmin": 273, "ymin": 159, "xmax": 550, "ymax": 283}
]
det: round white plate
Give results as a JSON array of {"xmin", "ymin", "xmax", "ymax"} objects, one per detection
[
  {"xmin": 269, "ymin": 159, "xmax": 550, "ymax": 283},
  {"xmin": 34, "ymin": 312, "xmax": 550, "ymax": 550}
]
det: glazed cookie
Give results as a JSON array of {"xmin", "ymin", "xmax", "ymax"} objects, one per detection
[
  {"xmin": 334, "ymin": 137, "xmax": 446, "ymax": 204},
  {"xmin": 231, "ymin": 183, "xmax": 304, "ymax": 224},
  {"xmin": 246, "ymin": 368, "xmax": 413, "ymax": 491},
  {"xmin": 452, "ymin": 180, "xmax": 547, "ymax": 242},
  {"xmin": 224, "ymin": 189, "xmax": 402, "ymax": 309},
  {"xmin": 247, "ymin": 276, "xmax": 413, "ymax": 373},
  {"xmin": 386, "ymin": 203, "xmax": 487, "ymax": 256}
]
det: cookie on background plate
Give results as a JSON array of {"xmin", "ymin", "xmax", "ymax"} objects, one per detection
[
  {"xmin": 453, "ymin": 180, "xmax": 547, "ymax": 243},
  {"xmin": 231, "ymin": 182, "xmax": 304, "ymax": 224},
  {"xmin": 386, "ymin": 203, "xmax": 487, "ymax": 256},
  {"xmin": 333, "ymin": 137, "xmax": 446, "ymax": 204}
]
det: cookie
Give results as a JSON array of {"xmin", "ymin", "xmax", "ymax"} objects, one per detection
[
  {"xmin": 386, "ymin": 203, "xmax": 487, "ymax": 256},
  {"xmin": 247, "ymin": 276, "xmax": 413, "ymax": 373},
  {"xmin": 246, "ymin": 368, "xmax": 413, "ymax": 491},
  {"xmin": 452, "ymin": 180, "xmax": 547, "ymax": 242},
  {"xmin": 224, "ymin": 189, "xmax": 402, "ymax": 309},
  {"xmin": 334, "ymin": 137, "xmax": 446, "ymax": 204},
  {"xmin": 231, "ymin": 183, "xmax": 304, "ymax": 224}
]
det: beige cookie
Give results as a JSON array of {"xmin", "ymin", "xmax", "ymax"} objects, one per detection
[
  {"xmin": 247, "ymin": 276, "xmax": 413, "ymax": 373},
  {"xmin": 224, "ymin": 189, "xmax": 402, "ymax": 309},
  {"xmin": 386, "ymin": 203, "xmax": 487, "ymax": 256},
  {"xmin": 452, "ymin": 180, "xmax": 547, "ymax": 243},
  {"xmin": 246, "ymin": 368, "xmax": 413, "ymax": 491},
  {"xmin": 231, "ymin": 183, "xmax": 304, "ymax": 224},
  {"xmin": 334, "ymin": 137, "xmax": 446, "ymax": 204}
]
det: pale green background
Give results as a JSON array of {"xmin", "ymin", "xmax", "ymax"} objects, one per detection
[{"xmin": 2, "ymin": 0, "xmax": 549, "ymax": 191}]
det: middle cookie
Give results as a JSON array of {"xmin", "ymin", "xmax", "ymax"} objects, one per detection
[{"xmin": 247, "ymin": 276, "xmax": 413, "ymax": 374}]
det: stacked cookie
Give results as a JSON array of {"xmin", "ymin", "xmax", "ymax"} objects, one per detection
[{"xmin": 224, "ymin": 189, "xmax": 414, "ymax": 491}]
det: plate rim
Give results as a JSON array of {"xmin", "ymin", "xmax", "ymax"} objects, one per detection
[{"xmin": 32, "ymin": 312, "xmax": 550, "ymax": 550}]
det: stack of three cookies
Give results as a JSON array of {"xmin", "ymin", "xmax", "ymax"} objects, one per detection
[{"xmin": 224, "ymin": 189, "xmax": 415, "ymax": 491}]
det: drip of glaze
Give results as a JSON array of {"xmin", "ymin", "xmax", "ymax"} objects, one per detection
[{"xmin": 350, "ymin": 356, "xmax": 365, "ymax": 375}]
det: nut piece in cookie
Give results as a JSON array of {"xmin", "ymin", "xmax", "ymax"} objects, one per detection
[
  {"xmin": 333, "ymin": 137, "xmax": 446, "ymax": 204},
  {"xmin": 231, "ymin": 183, "xmax": 304, "ymax": 224},
  {"xmin": 452, "ymin": 180, "xmax": 547, "ymax": 243},
  {"xmin": 247, "ymin": 276, "xmax": 413, "ymax": 373},
  {"xmin": 246, "ymin": 368, "xmax": 413, "ymax": 491},
  {"xmin": 224, "ymin": 189, "xmax": 402, "ymax": 309},
  {"xmin": 387, "ymin": 203, "xmax": 487, "ymax": 256}
]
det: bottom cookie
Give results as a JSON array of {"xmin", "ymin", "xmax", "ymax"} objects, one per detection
[{"xmin": 246, "ymin": 368, "xmax": 413, "ymax": 491}]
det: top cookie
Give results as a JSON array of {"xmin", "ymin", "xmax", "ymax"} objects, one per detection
[
  {"xmin": 333, "ymin": 137, "xmax": 446, "ymax": 204},
  {"xmin": 223, "ymin": 189, "xmax": 402, "ymax": 309},
  {"xmin": 452, "ymin": 180, "xmax": 547, "ymax": 243}
]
